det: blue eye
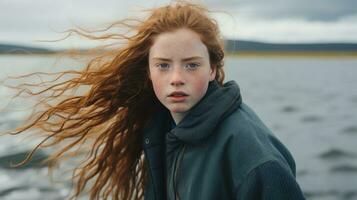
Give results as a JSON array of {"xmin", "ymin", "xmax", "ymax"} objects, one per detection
[
  {"xmin": 186, "ymin": 63, "xmax": 200, "ymax": 70},
  {"xmin": 156, "ymin": 63, "xmax": 169, "ymax": 70}
]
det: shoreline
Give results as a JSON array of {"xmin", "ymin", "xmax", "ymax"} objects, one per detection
[{"xmin": 226, "ymin": 51, "xmax": 357, "ymax": 58}]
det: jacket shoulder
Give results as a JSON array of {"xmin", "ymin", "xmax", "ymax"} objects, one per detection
[
  {"xmin": 214, "ymin": 103, "xmax": 297, "ymax": 188},
  {"xmin": 235, "ymin": 160, "xmax": 306, "ymax": 199}
]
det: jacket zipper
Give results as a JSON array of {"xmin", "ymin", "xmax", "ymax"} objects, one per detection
[{"xmin": 173, "ymin": 144, "xmax": 186, "ymax": 200}]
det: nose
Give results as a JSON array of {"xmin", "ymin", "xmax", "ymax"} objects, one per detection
[{"xmin": 170, "ymin": 67, "xmax": 185, "ymax": 86}]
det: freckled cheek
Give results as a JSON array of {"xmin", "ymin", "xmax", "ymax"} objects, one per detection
[
  {"xmin": 153, "ymin": 83, "xmax": 164, "ymax": 97},
  {"xmin": 151, "ymin": 75, "xmax": 166, "ymax": 99},
  {"xmin": 191, "ymin": 78, "xmax": 209, "ymax": 98}
]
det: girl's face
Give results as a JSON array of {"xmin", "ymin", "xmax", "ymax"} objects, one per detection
[{"xmin": 148, "ymin": 28, "xmax": 216, "ymax": 124}]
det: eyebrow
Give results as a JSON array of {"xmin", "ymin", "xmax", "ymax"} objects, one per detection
[{"xmin": 151, "ymin": 56, "xmax": 204, "ymax": 62}]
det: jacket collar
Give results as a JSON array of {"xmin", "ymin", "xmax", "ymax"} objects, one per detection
[{"xmin": 142, "ymin": 80, "xmax": 242, "ymax": 147}]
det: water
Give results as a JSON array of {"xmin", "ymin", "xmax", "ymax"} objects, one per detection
[
  {"xmin": 1, "ymin": 55, "xmax": 357, "ymax": 199},
  {"xmin": 224, "ymin": 57, "xmax": 357, "ymax": 200}
]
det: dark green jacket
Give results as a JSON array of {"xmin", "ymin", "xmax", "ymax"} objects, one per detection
[{"xmin": 142, "ymin": 80, "xmax": 306, "ymax": 200}]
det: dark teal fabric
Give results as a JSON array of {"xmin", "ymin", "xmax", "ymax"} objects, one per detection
[{"xmin": 142, "ymin": 80, "xmax": 306, "ymax": 200}]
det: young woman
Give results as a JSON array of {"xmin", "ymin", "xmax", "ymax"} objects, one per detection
[{"xmin": 2, "ymin": 1, "xmax": 306, "ymax": 200}]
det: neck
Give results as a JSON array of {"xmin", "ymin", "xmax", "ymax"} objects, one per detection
[{"xmin": 170, "ymin": 112, "xmax": 188, "ymax": 125}]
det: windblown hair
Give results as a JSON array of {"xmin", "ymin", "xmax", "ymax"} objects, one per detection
[{"xmin": 1, "ymin": 1, "xmax": 225, "ymax": 199}]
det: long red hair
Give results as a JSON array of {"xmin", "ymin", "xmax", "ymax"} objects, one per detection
[{"xmin": 1, "ymin": 1, "xmax": 225, "ymax": 199}]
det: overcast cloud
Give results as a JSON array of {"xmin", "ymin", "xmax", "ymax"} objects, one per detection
[
  {"xmin": 205, "ymin": 0, "xmax": 357, "ymax": 21},
  {"xmin": 0, "ymin": 0, "xmax": 356, "ymax": 49}
]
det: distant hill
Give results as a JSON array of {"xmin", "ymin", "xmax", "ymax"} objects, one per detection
[
  {"xmin": 1, "ymin": 40, "xmax": 357, "ymax": 54},
  {"xmin": 224, "ymin": 40, "xmax": 357, "ymax": 52},
  {"xmin": 0, "ymin": 44, "xmax": 55, "ymax": 54}
]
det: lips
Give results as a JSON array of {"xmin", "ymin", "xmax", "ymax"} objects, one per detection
[{"xmin": 168, "ymin": 91, "xmax": 188, "ymax": 97}]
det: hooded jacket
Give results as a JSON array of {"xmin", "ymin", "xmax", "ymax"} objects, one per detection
[{"xmin": 142, "ymin": 80, "xmax": 306, "ymax": 200}]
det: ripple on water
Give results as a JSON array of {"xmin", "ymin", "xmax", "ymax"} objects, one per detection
[
  {"xmin": 343, "ymin": 191, "xmax": 357, "ymax": 200},
  {"xmin": 0, "ymin": 150, "xmax": 48, "ymax": 169},
  {"xmin": 297, "ymin": 169, "xmax": 309, "ymax": 176},
  {"xmin": 0, "ymin": 186, "xmax": 29, "ymax": 197},
  {"xmin": 300, "ymin": 115, "xmax": 324, "ymax": 123},
  {"xmin": 303, "ymin": 190, "xmax": 338, "ymax": 200},
  {"xmin": 318, "ymin": 149, "xmax": 357, "ymax": 160},
  {"xmin": 342, "ymin": 126, "xmax": 357, "ymax": 135},
  {"xmin": 330, "ymin": 164, "xmax": 357, "ymax": 173},
  {"xmin": 350, "ymin": 96, "xmax": 357, "ymax": 104},
  {"xmin": 304, "ymin": 190, "xmax": 357, "ymax": 200},
  {"xmin": 281, "ymin": 105, "xmax": 299, "ymax": 113}
]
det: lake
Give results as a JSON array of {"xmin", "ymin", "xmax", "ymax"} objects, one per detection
[{"xmin": 1, "ymin": 54, "xmax": 357, "ymax": 200}]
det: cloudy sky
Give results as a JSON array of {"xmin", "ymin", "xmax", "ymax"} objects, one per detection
[{"xmin": 1, "ymin": 0, "xmax": 357, "ymax": 49}]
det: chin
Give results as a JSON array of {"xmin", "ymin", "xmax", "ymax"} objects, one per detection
[{"xmin": 169, "ymin": 106, "xmax": 190, "ymax": 113}]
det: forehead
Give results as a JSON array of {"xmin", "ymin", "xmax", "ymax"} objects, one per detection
[{"xmin": 149, "ymin": 28, "xmax": 209, "ymax": 59}]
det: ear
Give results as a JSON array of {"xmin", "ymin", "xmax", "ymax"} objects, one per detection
[{"xmin": 209, "ymin": 65, "xmax": 217, "ymax": 81}]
